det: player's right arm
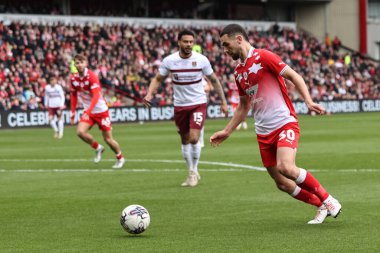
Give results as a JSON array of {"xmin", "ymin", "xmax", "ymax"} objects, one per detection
[
  {"xmin": 143, "ymin": 73, "xmax": 165, "ymax": 107},
  {"xmin": 282, "ymin": 67, "xmax": 326, "ymax": 115},
  {"xmin": 210, "ymin": 95, "xmax": 250, "ymax": 147}
]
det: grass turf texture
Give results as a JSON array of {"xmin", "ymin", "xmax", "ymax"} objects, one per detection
[{"xmin": 0, "ymin": 113, "xmax": 379, "ymax": 252}]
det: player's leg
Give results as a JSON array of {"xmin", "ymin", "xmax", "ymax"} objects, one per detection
[
  {"xmin": 175, "ymin": 105, "xmax": 199, "ymax": 187},
  {"xmin": 188, "ymin": 104, "xmax": 206, "ymax": 181},
  {"xmin": 199, "ymin": 127, "xmax": 205, "ymax": 148},
  {"xmin": 293, "ymin": 164, "xmax": 342, "ymax": 218},
  {"xmin": 266, "ymin": 166, "xmax": 322, "ymax": 207},
  {"xmin": 56, "ymin": 110, "xmax": 64, "ymax": 139},
  {"xmin": 48, "ymin": 109, "xmax": 58, "ymax": 138},
  {"xmin": 77, "ymin": 118, "xmax": 104, "ymax": 163},
  {"xmin": 277, "ymin": 148, "xmax": 341, "ymax": 217},
  {"xmin": 242, "ymin": 119, "xmax": 248, "ymax": 130},
  {"xmin": 189, "ymin": 128, "xmax": 202, "ymax": 176},
  {"xmin": 175, "ymin": 106, "xmax": 193, "ymax": 172},
  {"xmin": 259, "ymin": 128, "xmax": 329, "ymax": 224},
  {"xmin": 93, "ymin": 111, "xmax": 124, "ymax": 168},
  {"xmin": 275, "ymin": 123, "xmax": 341, "ymax": 220},
  {"xmin": 274, "ymin": 148, "xmax": 334, "ymax": 224},
  {"xmin": 102, "ymin": 130, "xmax": 125, "ymax": 169}
]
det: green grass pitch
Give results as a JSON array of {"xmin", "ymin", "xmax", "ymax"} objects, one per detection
[{"xmin": 1, "ymin": 113, "xmax": 380, "ymax": 252}]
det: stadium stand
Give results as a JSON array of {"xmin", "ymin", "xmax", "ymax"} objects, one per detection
[{"xmin": 0, "ymin": 20, "xmax": 379, "ymax": 111}]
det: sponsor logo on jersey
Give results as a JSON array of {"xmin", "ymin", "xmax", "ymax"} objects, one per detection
[{"xmin": 192, "ymin": 61, "xmax": 197, "ymax": 67}]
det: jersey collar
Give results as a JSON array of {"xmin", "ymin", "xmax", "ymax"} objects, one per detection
[
  {"xmin": 241, "ymin": 47, "xmax": 255, "ymax": 67},
  {"xmin": 78, "ymin": 68, "xmax": 88, "ymax": 78}
]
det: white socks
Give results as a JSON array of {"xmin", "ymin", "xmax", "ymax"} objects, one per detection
[
  {"xmin": 191, "ymin": 142, "xmax": 201, "ymax": 172},
  {"xmin": 291, "ymin": 185, "xmax": 302, "ymax": 197},
  {"xmin": 199, "ymin": 127, "xmax": 205, "ymax": 147},
  {"xmin": 58, "ymin": 119, "xmax": 64, "ymax": 135},
  {"xmin": 182, "ymin": 143, "xmax": 202, "ymax": 172},
  {"xmin": 50, "ymin": 119, "xmax": 58, "ymax": 132},
  {"xmin": 295, "ymin": 168, "xmax": 307, "ymax": 184},
  {"xmin": 181, "ymin": 144, "xmax": 192, "ymax": 170}
]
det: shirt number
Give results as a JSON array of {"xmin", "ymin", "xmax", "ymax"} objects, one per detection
[{"xmin": 193, "ymin": 112, "xmax": 203, "ymax": 126}]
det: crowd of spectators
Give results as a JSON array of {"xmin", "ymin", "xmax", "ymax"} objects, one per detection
[{"xmin": 0, "ymin": 20, "xmax": 379, "ymax": 111}]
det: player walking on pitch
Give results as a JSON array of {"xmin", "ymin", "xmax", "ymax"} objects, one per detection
[
  {"xmin": 44, "ymin": 76, "xmax": 65, "ymax": 139},
  {"xmin": 210, "ymin": 24, "xmax": 342, "ymax": 224},
  {"xmin": 144, "ymin": 30, "xmax": 228, "ymax": 187},
  {"xmin": 70, "ymin": 54, "xmax": 125, "ymax": 169}
]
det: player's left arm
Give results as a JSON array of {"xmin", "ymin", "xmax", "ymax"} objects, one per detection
[
  {"xmin": 206, "ymin": 72, "xmax": 228, "ymax": 117},
  {"xmin": 59, "ymin": 86, "xmax": 65, "ymax": 109},
  {"xmin": 281, "ymin": 67, "xmax": 326, "ymax": 115}
]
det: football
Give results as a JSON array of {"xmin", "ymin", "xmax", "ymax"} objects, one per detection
[{"xmin": 120, "ymin": 204, "xmax": 150, "ymax": 234}]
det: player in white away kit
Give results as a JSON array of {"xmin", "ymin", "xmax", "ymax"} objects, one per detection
[
  {"xmin": 44, "ymin": 76, "xmax": 65, "ymax": 138},
  {"xmin": 70, "ymin": 54, "xmax": 125, "ymax": 169},
  {"xmin": 210, "ymin": 24, "xmax": 342, "ymax": 224},
  {"xmin": 144, "ymin": 30, "xmax": 228, "ymax": 187}
]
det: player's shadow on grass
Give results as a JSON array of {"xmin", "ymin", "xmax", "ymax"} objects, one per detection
[{"xmin": 116, "ymin": 234, "xmax": 152, "ymax": 239}]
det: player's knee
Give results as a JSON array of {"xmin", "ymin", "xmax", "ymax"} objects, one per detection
[
  {"xmin": 103, "ymin": 136, "xmax": 113, "ymax": 145},
  {"xmin": 275, "ymin": 181, "xmax": 291, "ymax": 192},
  {"xmin": 276, "ymin": 162, "xmax": 296, "ymax": 178},
  {"xmin": 76, "ymin": 129, "xmax": 85, "ymax": 138},
  {"xmin": 189, "ymin": 137, "xmax": 198, "ymax": 145}
]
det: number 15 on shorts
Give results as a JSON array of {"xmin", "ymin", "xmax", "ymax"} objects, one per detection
[{"xmin": 193, "ymin": 112, "xmax": 203, "ymax": 126}]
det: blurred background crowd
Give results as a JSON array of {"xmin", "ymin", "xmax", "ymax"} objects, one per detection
[{"xmin": 0, "ymin": 20, "xmax": 379, "ymax": 111}]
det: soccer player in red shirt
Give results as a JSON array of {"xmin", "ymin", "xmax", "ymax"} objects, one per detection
[
  {"xmin": 210, "ymin": 24, "xmax": 342, "ymax": 224},
  {"xmin": 70, "ymin": 54, "xmax": 125, "ymax": 169}
]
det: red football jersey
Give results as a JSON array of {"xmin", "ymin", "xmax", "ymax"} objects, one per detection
[
  {"xmin": 234, "ymin": 47, "xmax": 297, "ymax": 135},
  {"xmin": 70, "ymin": 68, "xmax": 108, "ymax": 114}
]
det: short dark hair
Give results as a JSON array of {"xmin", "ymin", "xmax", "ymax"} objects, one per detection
[
  {"xmin": 220, "ymin": 24, "xmax": 249, "ymax": 41},
  {"xmin": 73, "ymin": 54, "xmax": 87, "ymax": 62},
  {"xmin": 178, "ymin": 30, "xmax": 195, "ymax": 41}
]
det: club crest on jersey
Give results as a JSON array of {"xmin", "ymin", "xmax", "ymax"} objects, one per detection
[
  {"xmin": 245, "ymin": 84, "xmax": 258, "ymax": 97},
  {"xmin": 243, "ymin": 72, "xmax": 248, "ymax": 80},
  {"xmin": 192, "ymin": 61, "xmax": 197, "ymax": 67}
]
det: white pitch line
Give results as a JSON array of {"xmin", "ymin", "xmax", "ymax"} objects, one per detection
[
  {"xmin": 0, "ymin": 168, "xmax": 248, "ymax": 173},
  {"xmin": 0, "ymin": 158, "xmax": 266, "ymax": 171},
  {"xmin": 0, "ymin": 159, "xmax": 379, "ymax": 173}
]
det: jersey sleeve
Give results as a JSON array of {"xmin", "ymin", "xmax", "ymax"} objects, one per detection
[
  {"xmin": 86, "ymin": 72, "xmax": 102, "ymax": 114},
  {"xmin": 202, "ymin": 56, "xmax": 213, "ymax": 76},
  {"xmin": 260, "ymin": 49, "xmax": 288, "ymax": 76},
  {"xmin": 158, "ymin": 58, "xmax": 170, "ymax": 76},
  {"xmin": 89, "ymin": 72, "xmax": 101, "ymax": 90}
]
